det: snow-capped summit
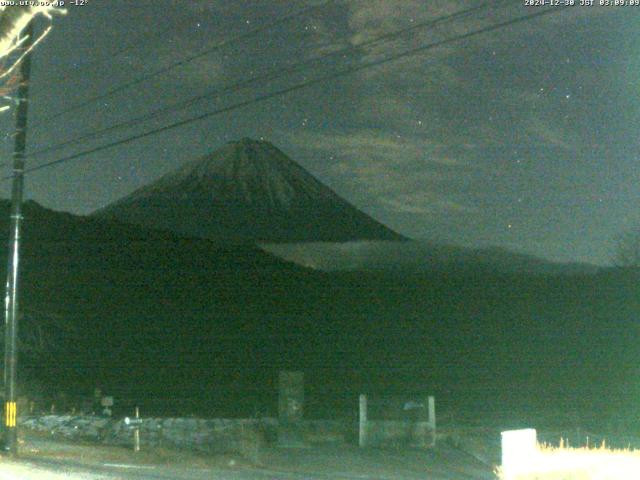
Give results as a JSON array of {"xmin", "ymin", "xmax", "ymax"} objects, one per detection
[{"xmin": 93, "ymin": 138, "xmax": 405, "ymax": 243}]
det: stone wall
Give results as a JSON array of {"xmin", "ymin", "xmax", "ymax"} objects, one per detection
[
  {"xmin": 20, "ymin": 415, "xmax": 432, "ymax": 457},
  {"xmin": 21, "ymin": 415, "xmax": 276, "ymax": 461}
]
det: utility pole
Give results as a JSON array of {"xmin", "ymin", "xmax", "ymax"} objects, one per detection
[{"xmin": 3, "ymin": 20, "xmax": 34, "ymax": 456}]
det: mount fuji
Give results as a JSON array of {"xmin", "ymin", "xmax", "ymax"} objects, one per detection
[{"xmin": 94, "ymin": 138, "xmax": 405, "ymax": 243}]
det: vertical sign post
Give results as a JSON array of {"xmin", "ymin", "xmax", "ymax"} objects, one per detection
[
  {"xmin": 427, "ymin": 395, "xmax": 436, "ymax": 447},
  {"xmin": 133, "ymin": 406, "xmax": 140, "ymax": 452},
  {"xmin": 277, "ymin": 371, "xmax": 304, "ymax": 447},
  {"xmin": 359, "ymin": 394, "xmax": 367, "ymax": 447}
]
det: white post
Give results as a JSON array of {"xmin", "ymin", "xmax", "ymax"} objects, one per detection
[
  {"xmin": 359, "ymin": 394, "xmax": 367, "ymax": 448},
  {"xmin": 133, "ymin": 406, "xmax": 140, "ymax": 452},
  {"xmin": 501, "ymin": 429, "xmax": 537, "ymax": 476},
  {"xmin": 427, "ymin": 396, "xmax": 436, "ymax": 447}
]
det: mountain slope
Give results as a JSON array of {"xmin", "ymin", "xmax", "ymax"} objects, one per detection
[
  {"xmin": 0, "ymin": 200, "xmax": 633, "ymax": 422},
  {"xmin": 0, "ymin": 200, "xmax": 317, "ymax": 396},
  {"xmin": 262, "ymin": 240, "xmax": 600, "ymax": 275},
  {"xmin": 93, "ymin": 138, "xmax": 405, "ymax": 243}
]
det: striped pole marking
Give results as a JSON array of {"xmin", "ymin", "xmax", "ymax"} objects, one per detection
[{"xmin": 5, "ymin": 402, "xmax": 16, "ymax": 427}]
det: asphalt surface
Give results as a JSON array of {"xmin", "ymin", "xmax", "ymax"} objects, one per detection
[{"xmin": 0, "ymin": 434, "xmax": 497, "ymax": 479}]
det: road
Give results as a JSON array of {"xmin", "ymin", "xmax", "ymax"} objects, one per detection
[{"xmin": 0, "ymin": 434, "xmax": 497, "ymax": 479}]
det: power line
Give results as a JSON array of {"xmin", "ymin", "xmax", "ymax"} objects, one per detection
[
  {"xmin": 21, "ymin": 4, "xmax": 565, "ymax": 175},
  {"xmin": 28, "ymin": 1, "xmax": 497, "ymax": 159},
  {"xmin": 30, "ymin": 0, "xmax": 334, "ymax": 128},
  {"xmin": 12, "ymin": 5, "xmax": 568, "ymax": 180},
  {"xmin": 45, "ymin": 24, "xmax": 177, "ymax": 86}
]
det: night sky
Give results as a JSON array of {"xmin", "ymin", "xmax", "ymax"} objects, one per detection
[{"xmin": 0, "ymin": 0, "xmax": 636, "ymax": 266}]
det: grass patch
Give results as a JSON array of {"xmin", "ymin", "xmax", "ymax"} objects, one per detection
[{"xmin": 496, "ymin": 439, "xmax": 640, "ymax": 479}]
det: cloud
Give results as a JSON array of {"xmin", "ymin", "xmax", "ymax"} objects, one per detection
[
  {"xmin": 523, "ymin": 115, "xmax": 577, "ymax": 152},
  {"xmin": 299, "ymin": 6, "xmax": 353, "ymax": 57},
  {"xmin": 283, "ymin": 129, "xmax": 474, "ymax": 217},
  {"xmin": 282, "ymin": 3, "xmax": 609, "ymax": 222},
  {"xmin": 108, "ymin": 14, "xmax": 227, "ymax": 89},
  {"xmin": 167, "ymin": 55, "xmax": 225, "ymax": 87},
  {"xmin": 333, "ymin": 2, "xmax": 602, "ymax": 157},
  {"xmin": 346, "ymin": 0, "xmax": 477, "ymax": 44},
  {"xmin": 341, "ymin": 0, "xmax": 601, "ymax": 80},
  {"xmin": 289, "ymin": 129, "xmax": 463, "ymax": 168},
  {"xmin": 174, "ymin": 0, "xmax": 228, "ymax": 15},
  {"xmin": 342, "ymin": 0, "xmax": 536, "ymax": 70},
  {"xmin": 496, "ymin": 88, "xmax": 581, "ymax": 152},
  {"xmin": 380, "ymin": 191, "xmax": 476, "ymax": 216}
]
